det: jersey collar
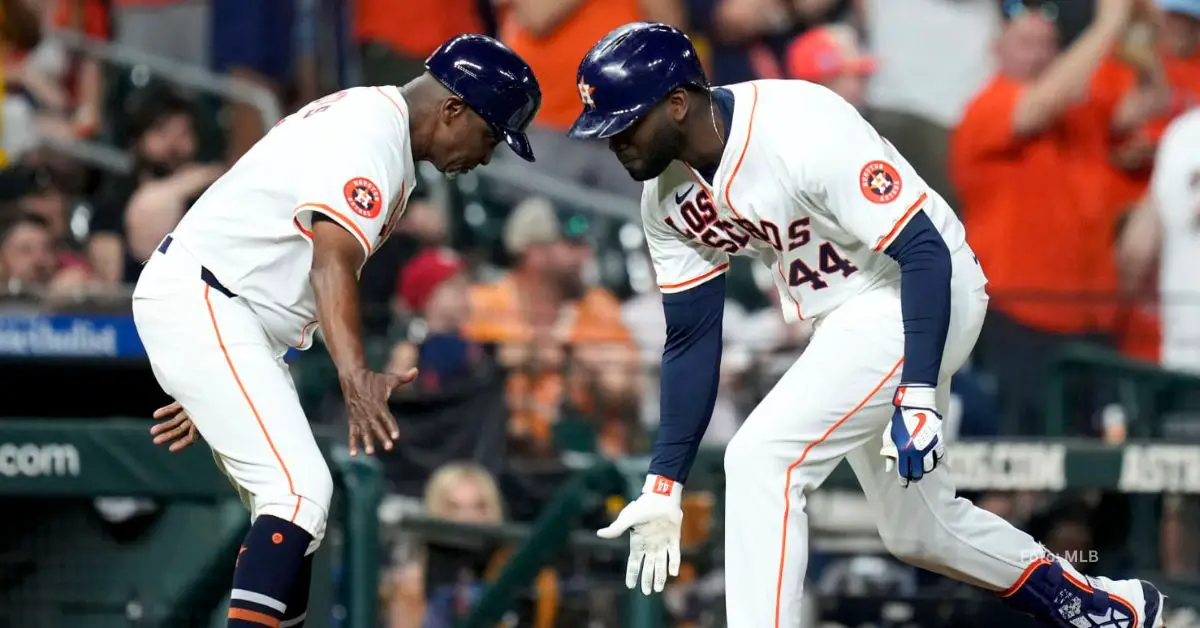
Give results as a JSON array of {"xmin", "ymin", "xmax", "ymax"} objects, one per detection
[{"xmin": 685, "ymin": 81, "xmax": 758, "ymax": 208}]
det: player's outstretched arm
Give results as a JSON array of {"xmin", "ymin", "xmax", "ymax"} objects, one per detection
[
  {"xmin": 598, "ymin": 274, "xmax": 726, "ymax": 595},
  {"xmin": 310, "ymin": 215, "xmax": 416, "ymax": 456},
  {"xmin": 647, "ymin": 274, "xmax": 727, "ymax": 485}
]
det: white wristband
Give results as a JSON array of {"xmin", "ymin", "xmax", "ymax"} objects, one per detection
[
  {"xmin": 894, "ymin": 384, "xmax": 937, "ymax": 411},
  {"xmin": 643, "ymin": 474, "xmax": 683, "ymax": 501}
]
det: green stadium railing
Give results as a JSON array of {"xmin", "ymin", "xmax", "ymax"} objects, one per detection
[
  {"xmin": 1046, "ymin": 342, "xmax": 1200, "ymax": 438},
  {"xmin": 1044, "ymin": 343, "xmax": 1200, "ymax": 570},
  {"xmin": 14, "ymin": 420, "xmax": 1199, "ymax": 625},
  {"xmin": 442, "ymin": 437, "xmax": 1200, "ymax": 628},
  {"xmin": 0, "ymin": 419, "xmax": 380, "ymax": 628},
  {"xmin": 461, "ymin": 459, "xmax": 629, "ymax": 628}
]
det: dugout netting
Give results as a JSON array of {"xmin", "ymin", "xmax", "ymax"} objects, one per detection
[{"xmin": 0, "ymin": 420, "xmax": 378, "ymax": 628}]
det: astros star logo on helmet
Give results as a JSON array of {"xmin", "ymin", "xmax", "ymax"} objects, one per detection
[{"xmin": 578, "ymin": 80, "xmax": 596, "ymax": 108}]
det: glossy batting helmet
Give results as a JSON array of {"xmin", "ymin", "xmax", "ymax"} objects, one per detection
[
  {"xmin": 426, "ymin": 34, "xmax": 542, "ymax": 162},
  {"xmin": 568, "ymin": 22, "xmax": 709, "ymax": 140}
]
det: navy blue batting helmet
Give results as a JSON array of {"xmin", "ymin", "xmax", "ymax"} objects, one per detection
[
  {"xmin": 426, "ymin": 34, "xmax": 542, "ymax": 162},
  {"xmin": 568, "ymin": 22, "xmax": 709, "ymax": 140}
]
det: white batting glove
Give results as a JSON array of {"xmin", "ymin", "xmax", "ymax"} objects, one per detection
[
  {"xmin": 881, "ymin": 385, "xmax": 945, "ymax": 487},
  {"xmin": 597, "ymin": 475, "xmax": 683, "ymax": 595}
]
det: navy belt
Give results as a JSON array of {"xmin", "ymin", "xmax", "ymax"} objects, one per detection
[{"xmin": 157, "ymin": 235, "xmax": 238, "ymax": 299}]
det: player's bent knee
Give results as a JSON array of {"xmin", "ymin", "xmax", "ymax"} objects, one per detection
[
  {"xmin": 306, "ymin": 464, "xmax": 335, "ymax": 513},
  {"xmin": 723, "ymin": 428, "xmax": 768, "ymax": 485},
  {"xmin": 297, "ymin": 465, "xmax": 335, "ymax": 547},
  {"xmin": 255, "ymin": 466, "xmax": 335, "ymax": 549},
  {"xmin": 876, "ymin": 521, "xmax": 938, "ymax": 567}
]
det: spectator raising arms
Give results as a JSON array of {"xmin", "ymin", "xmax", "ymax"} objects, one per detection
[{"xmin": 951, "ymin": 0, "xmax": 1162, "ymax": 435}]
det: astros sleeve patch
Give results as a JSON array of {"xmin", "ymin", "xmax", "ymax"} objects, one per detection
[{"xmin": 343, "ymin": 177, "xmax": 383, "ymax": 219}]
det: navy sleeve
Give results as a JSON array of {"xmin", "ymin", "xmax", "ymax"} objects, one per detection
[
  {"xmin": 883, "ymin": 211, "xmax": 952, "ymax": 387},
  {"xmin": 648, "ymin": 274, "xmax": 726, "ymax": 484}
]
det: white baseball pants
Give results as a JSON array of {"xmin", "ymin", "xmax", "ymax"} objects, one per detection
[
  {"xmin": 723, "ymin": 281, "xmax": 1046, "ymax": 628},
  {"xmin": 133, "ymin": 240, "xmax": 333, "ymax": 548}
]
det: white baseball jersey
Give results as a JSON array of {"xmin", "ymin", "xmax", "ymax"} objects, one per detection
[
  {"xmin": 643, "ymin": 80, "xmax": 985, "ymax": 320},
  {"xmin": 169, "ymin": 86, "xmax": 416, "ymax": 350},
  {"xmin": 1150, "ymin": 108, "xmax": 1200, "ymax": 374}
]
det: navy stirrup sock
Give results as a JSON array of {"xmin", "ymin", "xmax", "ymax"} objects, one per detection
[{"xmin": 227, "ymin": 515, "xmax": 313, "ymax": 627}]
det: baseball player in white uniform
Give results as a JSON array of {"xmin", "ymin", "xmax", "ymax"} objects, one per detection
[
  {"xmin": 133, "ymin": 35, "xmax": 541, "ymax": 628},
  {"xmin": 568, "ymin": 23, "xmax": 1166, "ymax": 628},
  {"xmin": 1119, "ymin": 107, "xmax": 1200, "ymax": 376}
]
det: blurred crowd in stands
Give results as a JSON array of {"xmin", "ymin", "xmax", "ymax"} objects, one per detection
[{"xmin": 2, "ymin": 0, "xmax": 1200, "ymax": 625}]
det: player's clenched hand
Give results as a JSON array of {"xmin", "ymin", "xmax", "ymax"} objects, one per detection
[
  {"xmin": 339, "ymin": 367, "xmax": 417, "ymax": 456},
  {"xmin": 883, "ymin": 385, "xmax": 945, "ymax": 486},
  {"xmin": 597, "ymin": 476, "xmax": 683, "ymax": 595},
  {"xmin": 150, "ymin": 401, "xmax": 200, "ymax": 452}
]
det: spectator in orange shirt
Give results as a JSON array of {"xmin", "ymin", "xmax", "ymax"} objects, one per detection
[
  {"xmin": 354, "ymin": 0, "xmax": 487, "ymax": 86},
  {"xmin": 496, "ymin": 0, "xmax": 683, "ymax": 198},
  {"xmin": 951, "ymin": 0, "xmax": 1152, "ymax": 435},
  {"xmin": 464, "ymin": 197, "xmax": 640, "ymax": 457}
]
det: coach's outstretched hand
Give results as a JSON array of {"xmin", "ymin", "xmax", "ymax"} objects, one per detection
[
  {"xmin": 883, "ymin": 385, "xmax": 945, "ymax": 486},
  {"xmin": 339, "ymin": 367, "xmax": 417, "ymax": 456},
  {"xmin": 598, "ymin": 477, "xmax": 683, "ymax": 595},
  {"xmin": 150, "ymin": 401, "xmax": 200, "ymax": 452}
]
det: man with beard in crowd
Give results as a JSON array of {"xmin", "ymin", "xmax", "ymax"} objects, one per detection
[{"xmin": 87, "ymin": 86, "xmax": 224, "ymax": 285}]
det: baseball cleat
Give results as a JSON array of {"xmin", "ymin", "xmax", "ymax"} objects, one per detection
[
  {"xmin": 1111, "ymin": 578, "xmax": 1167, "ymax": 628},
  {"xmin": 1001, "ymin": 557, "xmax": 1167, "ymax": 628},
  {"xmin": 1081, "ymin": 576, "xmax": 1166, "ymax": 628}
]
